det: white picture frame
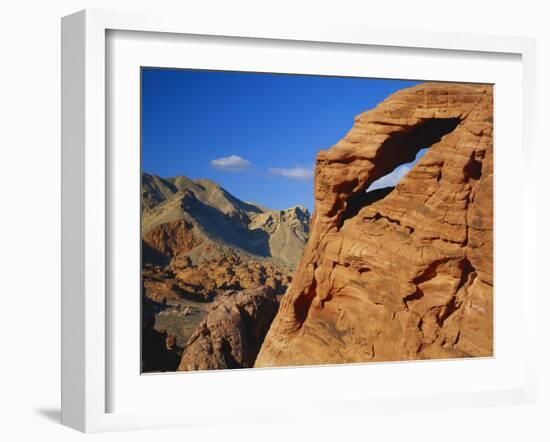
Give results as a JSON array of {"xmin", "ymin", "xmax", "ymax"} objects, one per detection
[{"xmin": 61, "ymin": 9, "xmax": 537, "ymax": 433}]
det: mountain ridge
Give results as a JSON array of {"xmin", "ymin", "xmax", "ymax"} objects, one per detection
[{"xmin": 141, "ymin": 172, "xmax": 310, "ymax": 268}]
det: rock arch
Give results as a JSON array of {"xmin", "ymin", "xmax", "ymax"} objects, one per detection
[{"xmin": 255, "ymin": 83, "xmax": 493, "ymax": 367}]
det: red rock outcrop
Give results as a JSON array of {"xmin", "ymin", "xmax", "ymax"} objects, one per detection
[
  {"xmin": 255, "ymin": 83, "xmax": 493, "ymax": 367},
  {"xmin": 143, "ymin": 219, "xmax": 203, "ymax": 258},
  {"xmin": 172, "ymin": 251, "xmax": 292, "ymax": 299},
  {"xmin": 142, "ymin": 277, "xmax": 184, "ymax": 304},
  {"xmin": 178, "ymin": 287, "xmax": 279, "ymax": 371}
]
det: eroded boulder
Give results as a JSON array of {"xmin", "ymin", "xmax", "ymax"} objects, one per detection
[{"xmin": 178, "ymin": 287, "xmax": 279, "ymax": 370}]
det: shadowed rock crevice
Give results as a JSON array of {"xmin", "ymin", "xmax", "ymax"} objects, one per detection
[
  {"xmin": 293, "ymin": 275, "xmax": 317, "ymax": 324},
  {"xmin": 342, "ymin": 186, "xmax": 394, "ymax": 221},
  {"xmin": 374, "ymin": 117, "xmax": 460, "ymax": 168},
  {"xmin": 465, "ymin": 156, "xmax": 483, "ymax": 180}
]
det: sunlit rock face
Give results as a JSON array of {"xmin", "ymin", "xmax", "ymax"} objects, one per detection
[{"xmin": 255, "ymin": 83, "xmax": 493, "ymax": 367}]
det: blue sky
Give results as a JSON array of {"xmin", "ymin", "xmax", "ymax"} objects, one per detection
[
  {"xmin": 368, "ymin": 148, "xmax": 429, "ymax": 192},
  {"xmin": 142, "ymin": 68, "xmax": 421, "ymax": 212}
]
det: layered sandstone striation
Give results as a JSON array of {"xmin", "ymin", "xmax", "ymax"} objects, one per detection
[
  {"xmin": 255, "ymin": 83, "xmax": 493, "ymax": 367},
  {"xmin": 178, "ymin": 287, "xmax": 279, "ymax": 370}
]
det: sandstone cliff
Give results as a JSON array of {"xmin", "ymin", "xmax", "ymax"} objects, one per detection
[{"xmin": 255, "ymin": 83, "xmax": 493, "ymax": 367}]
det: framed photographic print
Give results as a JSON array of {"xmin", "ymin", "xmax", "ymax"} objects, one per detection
[{"xmin": 61, "ymin": 9, "xmax": 537, "ymax": 432}]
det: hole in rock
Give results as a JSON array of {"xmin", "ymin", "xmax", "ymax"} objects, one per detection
[
  {"xmin": 464, "ymin": 157, "xmax": 482, "ymax": 180},
  {"xmin": 368, "ymin": 147, "xmax": 429, "ymax": 192},
  {"xmin": 340, "ymin": 117, "xmax": 461, "ymax": 223}
]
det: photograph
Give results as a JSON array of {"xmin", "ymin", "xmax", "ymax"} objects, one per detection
[{"xmin": 140, "ymin": 69, "xmax": 493, "ymax": 373}]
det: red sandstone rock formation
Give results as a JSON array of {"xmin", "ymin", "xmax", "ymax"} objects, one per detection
[
  {"xmin": 143, "ymin": 219, "xmax": 203, "ymax": 258},
  {"xmin": 255, "ymin": 83, "xmax": 493, "ymax": 367},
  {"xmin": 178, "ymin": 287, "xmax": 279, "ymax": 371}
]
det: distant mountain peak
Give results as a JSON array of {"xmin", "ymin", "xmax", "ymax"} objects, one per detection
[{"xmin": 142, "ymin": 173, "xmax": 310, "ymax": 268}]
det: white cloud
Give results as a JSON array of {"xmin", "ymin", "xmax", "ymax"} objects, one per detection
[
  {"xmin": 210, "ymin": 155, "xmax": 251, "ymax": 172},
  {"xmin": 367, "ymin": 164, "xmax": 412, "ymax": 191},
  {"xmin": 269, "ymin": 166, "xmax": 313, "ymax": 180}
]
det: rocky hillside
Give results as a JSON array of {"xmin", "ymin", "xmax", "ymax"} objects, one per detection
[
  {"xmin": 142, "ymin": 173, "xmax": 310, "ymax": 269},
  {"xmin": 255, "ymin": 83, "xmax": 494, "ymax": 367},
  {"xmin": 141, "ymin": 173, "xmax": 311, "ymax": 372}
]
